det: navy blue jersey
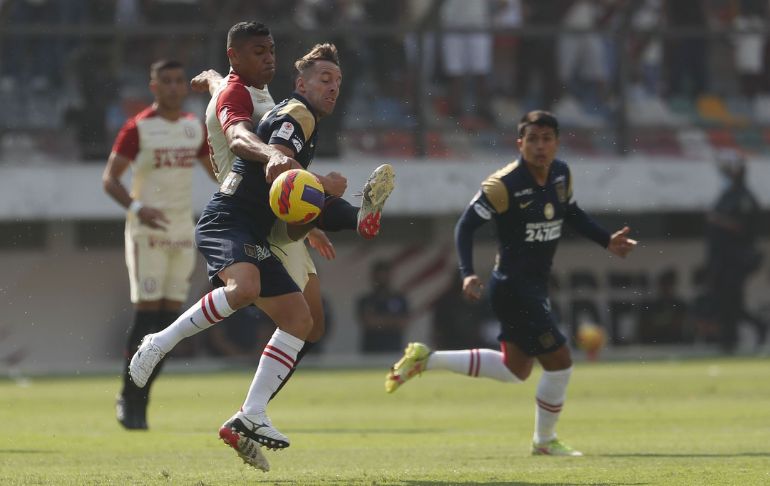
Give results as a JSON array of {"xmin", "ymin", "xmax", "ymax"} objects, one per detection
[
  {"xmin": 456, "ymin": 158, "xmax": 610, "ymax": 292},
  {"xmin": 194, "ymin": 94, "xmax": 320, "ymax": 293},
  {"xmin": 256, "ymin": 93, "xmax": 318, "ymax": 167},
  {"xmin": 207, "ymin": 93, "xmax": 319, "ymax": 220}
]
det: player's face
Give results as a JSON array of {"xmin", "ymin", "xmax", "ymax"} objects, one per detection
[
  {"xmin": 229, "ymin": 35, "xmax": 276, "ymax": 88},
  {"xmin": 517, "ymin": 125, "xmax": 559, "ymax": 170},
  {"xmin": 151, "ymin": 67, "xmax": 187, "ymax": 111},
  {"xmin": 297, "ymin": 61, "xmax": 342, "ymax": 117}
]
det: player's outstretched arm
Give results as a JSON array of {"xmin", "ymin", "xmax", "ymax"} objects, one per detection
[
  {"xmin": 190, "ymin": 69, "xmax": 223, "ymax": 96},
  {"xmin": 607, "ymin": 226, "xmax": 637, "ymax": 258},
  {"xmin": 455, "ymin": 199, "xmax": 492, "ymax": 301},
  {"xmin": 225, "ymin": 121, "xmax": 300, "ymax": 175}
]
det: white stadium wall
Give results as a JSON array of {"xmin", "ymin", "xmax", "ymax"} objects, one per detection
[{"xmin": 1, "ymin": 159, "xmax": 769, "ymax": 373}]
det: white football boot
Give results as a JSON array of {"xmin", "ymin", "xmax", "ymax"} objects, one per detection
[{"xmin": 128, "ymin": 334, "xmax": 165, "ymax": 388}]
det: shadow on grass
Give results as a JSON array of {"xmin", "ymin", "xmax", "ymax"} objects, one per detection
[
  {"xmin": 400, "ymin": 482, "xmax": 650, "ymax": 486},
  {"xmin": 261, "ymin": 482, "xmax": 650, "ymax": 486},
  {"xmin": 288, "ymin": 428, "xmax": 446, "ymax": 434},
  {"xmin": 0, "ymin": 449, "xmax": 57, "ymax": 454},
  {"xmin": 597, "ymin": 452, "xmax": 770, "ymax": 458}
]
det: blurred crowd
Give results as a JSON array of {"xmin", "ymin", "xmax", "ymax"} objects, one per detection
[{"xmin": 1, "ymin": 0, "xmax": 769, "ymax": 161}]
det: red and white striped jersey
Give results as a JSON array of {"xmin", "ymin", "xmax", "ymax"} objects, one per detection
[
  {"xmin": 205, "ymin": 71, "xmax": 276, "ymax": 184},
  {"xmin": 112, "ymin": 106, "xmax": 208, "ymax": 214}
]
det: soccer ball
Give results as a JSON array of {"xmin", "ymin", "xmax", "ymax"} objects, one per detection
[
  {"xmin": 269, "ymin": 169, "xmax": 325, "ymax": 224},
  {"xmin": 576, "ymin": 322, "xmax": 606, "ymax": 359}
]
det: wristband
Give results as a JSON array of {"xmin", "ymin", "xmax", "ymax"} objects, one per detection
[{"xmin": 128, "ymin": 200, "xmax": 143, "ymax": 215}]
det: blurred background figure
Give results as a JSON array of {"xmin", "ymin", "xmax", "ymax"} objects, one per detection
[
  {"xmin": 438, "ymin": 0, "xmax": 494, "ymax": 125},
  {"xmin": 356, "ymin": 260, "xmax": 411, "ymax": 353},
  {"xmin": 431, "ymin": 273, "xmax": 496, "ymax": 350},
  {"xmin": 638, "ymin": 268, "xmax": 689, "ymax": 345},
  {"xmin": 101, "ymin": 59, "xmax": 212, "ymax": 429},
  {"xmin": 206, "ymin": 306, "xmax": 276, "ymax": 361},
  {"xmin": 705, "ymin": 149, "xmax": 762, "ymax": 353}
]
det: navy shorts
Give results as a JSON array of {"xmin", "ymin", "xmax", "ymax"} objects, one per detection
[
  {"xmin": 489, "ymin": 272, "xmax": 566, "ymax": 356},
  {"xmin": 195, "ymin": 201, "xmax": 299, "ymax": 298}
]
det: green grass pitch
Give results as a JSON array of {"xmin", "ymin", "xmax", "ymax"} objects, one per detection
[{"xmin": 1, "ymin": 358, "xmax": 769, "ymax": 485}]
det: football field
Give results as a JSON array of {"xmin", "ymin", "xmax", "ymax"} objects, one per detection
[{"xmin": 1, "ymin": 358, "xmax": 769, "ymax": 485}]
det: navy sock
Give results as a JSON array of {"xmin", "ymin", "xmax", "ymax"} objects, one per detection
[{"xmin": 315, "ymin": 196, "xmax": 358, "ymax": 232}]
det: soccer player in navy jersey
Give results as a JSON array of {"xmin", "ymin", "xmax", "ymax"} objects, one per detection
[
  {"xmin": 386, "ymin": 110, "xmax": 636, "ymax": 456},
  {"xmin": 129, "ymin": 38, "xmax": 392, "ymax": 472}
]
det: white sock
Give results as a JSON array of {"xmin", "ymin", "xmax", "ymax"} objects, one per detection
[
  {"xmin": 427, "ymin": 349, "xmax": 520, "ymax": 383},
  {"xmin": 152, "ymin": 287, "xmax": 234, "ymax": 353},
  {"xmin": 534, "ymin": 366, "xmax": 573, "ymax": 444},
  {"xmin": 242, "ymin": 329, "xmax": 304, "ymax": 415}
]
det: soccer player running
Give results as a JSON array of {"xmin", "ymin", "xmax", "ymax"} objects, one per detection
[
  {"xmin": 385, "ymin": 111, "xmax": 637, "ymax": 456},
  {"xmin": 128, "ymin": 22, "xmax": 392, "ymax": 472},
  {"xmin": 102, "ymin": 59, "xmax": 215, "ymax": 430}
]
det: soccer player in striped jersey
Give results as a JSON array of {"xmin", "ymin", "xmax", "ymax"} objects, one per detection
[
  {"xmin": 386, "ymin": 111, "xmax": 637, "ymax": 456},
  {"xmin": 102, "ymin": 59, "xmax": 215, "ymax": 430}
]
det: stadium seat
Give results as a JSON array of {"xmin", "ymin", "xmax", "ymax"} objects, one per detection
[{"xmin": 696, "ymin": 94, "xmax": 749, "ymax": 127}]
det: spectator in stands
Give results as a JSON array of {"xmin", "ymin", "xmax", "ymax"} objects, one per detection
[
  {"xmin": 664, "ymin": 0, "xmax": 710, "ymax": 101},
  {"xmin": 638, "ymin": 268, "xmax": 689, "ymax": 344},
  {"xmin": 730, "ymin": 0, "xmax": 768, "ymax": 101},
  {"xmin": 490, "ymin": 0, "xmax": 523, "ymax": 107},
  {"xmin": 439, "ymin": 0, "xmax": 494, "ymax": 123},
  {"xmin": 629, "ymin": 0, "xmax": 665, "ymax": 99},
  {"xmin": 705, "ymin": 149, "xmax": 762, "ymax": 353},
  {"xmin": 356, "ymin": 260, "xmax": 411, "ymax": 353},
  {"xmin": 515, "ymin": 0, "xmax": 563, "ymax": 110},
  {"xmin": 556, "ymin": 0, "xmax": 611, "ymax": 123}
]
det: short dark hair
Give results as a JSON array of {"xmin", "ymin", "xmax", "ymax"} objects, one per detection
[
  {"xmin": 295, "ymin": 43, "xmax": 340, "ymax": 75},
  {"xmin": 227, "ymin": 21, "xmax": 271, "ymax": 49},
  {"xmin": 518, "ymin": 110, "xmax": 559, "ymax": 138},
  {"xmin": 150, "ymin": 59, "xmax": 183, "ymax": 79}
]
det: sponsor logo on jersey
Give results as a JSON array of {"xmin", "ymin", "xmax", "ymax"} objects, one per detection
[
  {"xmin": 473, "ymin": 200, "xmax": 493, "ymax": 220},
  {"xmin": 544, "ymin": 202, "xmax": 555, "ymax": 220},
  {"xmin": 525, "ymin": 220, "xmax": 563, "ymax": 242},
  {"xmin": 519, "ymin": 200, "xmax": 534, "ymax": 209},
  {"xmin": 184, "ymin": 125, "xmax": 196, "ymax": 138},
  {"xmin": 276, "ymin": 122, "xmax": 294, "ymax": 140},
  {"xmin": 153, "ymin": 148, "xmax": 197, "ymax": 169},
  {"xmin": 291, "ymin": 138, "xmax": 303, "ymax": 153},
  {"xmin": 514, "ymin": 188, "xmax": 534, "ymax": 197}
]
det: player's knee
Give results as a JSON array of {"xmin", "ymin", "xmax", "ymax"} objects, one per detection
[
  {"xmin": 225, "ymin": 280, "xmax": 261, "ymax": 309},
  {"xmin": 510, "ymin": 366, "xmax": 532, "ymax": 381},
  {"xmin": 307, "ymin": 315, "xmax": 325, "ymax": 342}
]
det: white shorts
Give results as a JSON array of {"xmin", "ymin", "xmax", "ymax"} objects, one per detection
[
  {"xmin": 268, "ymin": 221, "xmax": 317, "ymax": 291},
  {"xmin": 125, "ymin": 215, "xmax": 195, "ymax": 303},
  {"xmin": 441, "ymin": 33, "xmax": 492, "ymax": 76}
]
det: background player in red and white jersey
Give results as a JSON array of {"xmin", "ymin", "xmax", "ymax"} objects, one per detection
[{"xmin": 102, "ymin": 59, "xmax": 215, "ymax": 430}]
